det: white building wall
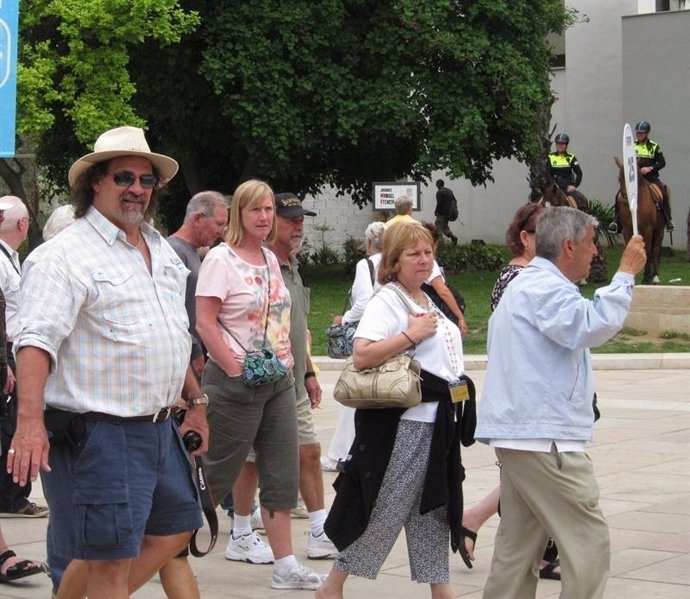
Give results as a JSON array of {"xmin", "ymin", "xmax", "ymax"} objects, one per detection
[{"xmin": 303, "ymin": 0, "xmax": 688, "ymax": 252}]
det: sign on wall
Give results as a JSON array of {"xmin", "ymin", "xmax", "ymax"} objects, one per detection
[
  {"xmin": 372, "ymin": 181, "xmax": 421, "ymax": 211},
  {"xmin": 0, "ymin": 0, "xmax": 20, "ymax": 157}
]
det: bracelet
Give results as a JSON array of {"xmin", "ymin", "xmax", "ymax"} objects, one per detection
[
  {"xmin": 304, "ymin": 371, "xmax": 316, "ymax": 380},
  {"xmin": 186, "ymin": 394, "xmax": 209, "ymax": 408},
  {"xmin": 401, "ymin": 331, "xmax": 416, "ymax": 347}
]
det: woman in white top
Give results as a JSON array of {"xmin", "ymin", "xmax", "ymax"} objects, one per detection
[
  {"xmin": 323, "ymin": 222, "xmax": 385, "ymax": 472},
  {"xmin": 318, "ymin": 222, "xmax": 475, "ymax": 599},
  {"xmin": 333, "ymin": 221, "xmax": 385, "ymax": 326},
  {"xmin": 422, "ymin": 222, "xmax": 468, "ymax": 335}
]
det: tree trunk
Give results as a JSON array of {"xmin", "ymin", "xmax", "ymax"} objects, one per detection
[{"xmin": 525, "ymin": 95, "xmax": 557, "ymax": 202}]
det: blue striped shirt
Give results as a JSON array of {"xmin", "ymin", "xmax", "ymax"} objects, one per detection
[{"xmin": 15, "ymin": 207, "xmax": 191, "ymax": 416}]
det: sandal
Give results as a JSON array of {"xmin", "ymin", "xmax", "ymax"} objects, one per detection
[
  {"xmin": 0, "ymin": 550, "xmax": 46, "ymax": 583},
  {"xmin": 539, "ymin": 558, "xmax": 561, "ymax": 581},
  {"xmin": 459, "ymin": 526, "xmax": 477, "ymax": 569}
]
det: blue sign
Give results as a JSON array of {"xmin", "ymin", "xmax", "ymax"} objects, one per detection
[{"xmin": 0, "ymin": 0, "xmax": 20, "ymax": 157}]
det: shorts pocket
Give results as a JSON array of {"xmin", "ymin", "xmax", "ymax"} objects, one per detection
[{"xmin": 74, "ymin": 485, "xmax": 133, "ymax": 549}]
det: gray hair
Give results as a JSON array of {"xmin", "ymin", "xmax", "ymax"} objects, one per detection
[
  {"xmin": 394, "ymin": 195, "xmax": 413, "ymax": 215},
  {"xmin": 43, "ymin": 205, "xmax": 76, "ymax": 240},
  {"xmin": 364, "ymin": 221, "xmax": 386, "ymax": 251},
  {"xmin": 0, "ymin": 196, "xmax": 29, "ymax": 230},
  {"xmin": 536, "ymin": 207, "xmax": 598, "ymax": 263},
  {"xmin": 183, "ymin": 191, "xmax": 228, "ymax": 224}
]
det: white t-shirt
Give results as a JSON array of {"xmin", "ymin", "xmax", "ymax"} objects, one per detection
[
  {"xmin": 426, "ymin": 260, "xmax": 444, "ymax": 284},
  {"xmin": 342, "ymin": 253, "xmax": 382, "ymax": 324},
  {"xmin": 355, "ymin": 285, "xmax": 464, "ymax": 423}
]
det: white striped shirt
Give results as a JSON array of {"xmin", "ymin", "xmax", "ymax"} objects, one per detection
[{"xmin": 15, "ymin": 206, "xmax": 191, "ymax": 416}]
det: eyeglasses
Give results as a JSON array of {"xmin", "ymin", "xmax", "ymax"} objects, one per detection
[{"xmin": 108, "ymin": 171, "xmax": 159, "ymax": 189}]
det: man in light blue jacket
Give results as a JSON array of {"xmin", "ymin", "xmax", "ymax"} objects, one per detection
[{"xmin": 476, "ymin": 207, "xmax": 646, "ymax": 599}]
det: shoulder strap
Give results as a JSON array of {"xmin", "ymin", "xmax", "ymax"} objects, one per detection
[
  {"xmin": 0, "ymin": 244, "xmax": 20, "ymax": 275},
  {"xmin": 384, "ymin": 283, "xmax": 419, "ymax": 316},
  {"xmin": 219, "ymin": 247, "xmax": 271, "ymax": 352},
  {"xmin": 366, "ymin": 257, "xmax": 375, "ymax": 286}
]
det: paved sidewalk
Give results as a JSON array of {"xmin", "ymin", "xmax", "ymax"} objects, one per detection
[{"xmin": 0, "ymin": 360, "xmax": 688, "ymax": 599}]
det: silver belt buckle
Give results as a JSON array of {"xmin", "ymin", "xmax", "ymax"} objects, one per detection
[{"xmin": 152, "ymin": 407, "xmax": 171, "ymax": 423}]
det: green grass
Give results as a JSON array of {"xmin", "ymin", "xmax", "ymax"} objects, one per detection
[{"xmin": 306, "ymin": 244, "xmax": 690, "ymax": 355}]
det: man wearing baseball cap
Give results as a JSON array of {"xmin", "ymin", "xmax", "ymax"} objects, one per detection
[
  {"xmin": 8, "ymin": 126, "xmax": 208, "ymax": 599},
  {"xmin": 271, "ymin": 193, "xmax": 337, "ymax": 558}
]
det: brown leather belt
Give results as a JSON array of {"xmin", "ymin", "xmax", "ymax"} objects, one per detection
[{"xmin": 81, "ymin": 407, "xmax": 173, "ymax": 423}]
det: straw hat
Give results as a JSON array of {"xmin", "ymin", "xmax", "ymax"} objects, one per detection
[{"xmin": 68, "ymin": 126, "xmax": 179, "ymax": 188}]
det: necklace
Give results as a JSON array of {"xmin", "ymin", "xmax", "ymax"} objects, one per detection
[{"xmin": 393, "ymin": 281, "xmax": 429, "ymax": 309}]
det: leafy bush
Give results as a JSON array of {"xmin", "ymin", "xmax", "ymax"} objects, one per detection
[
  {"xmin": 342, "ymin": 236, "xmax": 367, "ymax": 276},
  {"xmin": 588, "ymin": 198, "xmax": 617, "ymax": 247},
  {"xmin": 437, "ymin": 242, "xmax": 507, "ymax": 274},
  {"xmin": 296, "ymin": 238, "xmax": 314, "ymax": 269},
  {"xmin": 310, "ymin": 245, "xmax": 340, "ymax": 266}
]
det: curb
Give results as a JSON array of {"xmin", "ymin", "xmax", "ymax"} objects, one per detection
[{"xmin": 312, "ymin": 353, "xmax": 690, "ymax": 372}]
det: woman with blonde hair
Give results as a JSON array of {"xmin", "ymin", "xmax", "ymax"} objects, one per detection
[
  {"xmin": 318, "ymin": 222, "xmax": 475, "ymax": 599},
  {"xmin": 196, "ymin": 179, "xmax": 324, "ymax": 590}
]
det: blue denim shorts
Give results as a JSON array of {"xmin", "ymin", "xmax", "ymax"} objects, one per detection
[{"xmin": 43, "ymin": 418, "xmax": 202, "ymax": 560}]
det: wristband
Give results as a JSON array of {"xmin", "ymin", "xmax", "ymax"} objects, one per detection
[
  {"xmin": 401, "ymin": 331, "xmax": 416, "ymax": 347},
  {"xmin": 186, "ymin": 394, "xmax": 209, "ymax": 408},
  {"xmin": 304, "ymin": 371, "xmax": 316, "ymax": 380}
]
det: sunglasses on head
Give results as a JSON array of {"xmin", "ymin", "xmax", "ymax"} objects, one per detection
[{"xmin": 108, "ymin": 171, "xmax": 159, "ymax": 189}]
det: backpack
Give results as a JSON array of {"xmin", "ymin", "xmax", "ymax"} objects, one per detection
[{"xmin": 448, "ymin": 193, "xmax": 459, "ymax": 222}]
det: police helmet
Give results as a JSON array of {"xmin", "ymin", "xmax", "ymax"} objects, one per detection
[
  {"xmin": 635, "ymin": 121, "xmax": 651, "ymax": 133},
  {"xmin": 554, "ymin": 133, "xmax": 570, "ymax": 144}
]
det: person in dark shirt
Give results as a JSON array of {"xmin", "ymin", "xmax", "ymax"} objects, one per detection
[
  {"xmin": 434, "ymin": 179, "xmax": 458, "ymax": 245},
  {"xmin": 609, "ymin": 121, "xmax": 674, "ymax": 234},
  {"xmin": 546, "ymin": 133, "xmax": 587, "ymax": 211}
]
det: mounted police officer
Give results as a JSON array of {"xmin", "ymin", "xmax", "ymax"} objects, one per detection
[
  {"xmin": 609, "ymin": 121, "xmax": 674, "ymax": 234},
  {"xmin": 546, "ymin": 133, "xmax": 587, "ymax": 211}
]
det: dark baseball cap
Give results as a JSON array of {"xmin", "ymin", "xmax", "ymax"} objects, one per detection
[{"xmin": 274, "ymin": 192, "xmax": 316, "ymax": 217}]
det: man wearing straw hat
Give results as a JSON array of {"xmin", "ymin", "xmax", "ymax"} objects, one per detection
[{"xmin": 7, "ymin": 126, "xmax": 209, "ymax": 599}]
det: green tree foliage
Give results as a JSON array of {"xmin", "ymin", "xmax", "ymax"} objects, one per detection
[
  {"xmin": 17, "ymin": 0, "xmax": 198, "ymax": 144},
  {"xmin": 3, "ymin": 0, "xmax": 197, "ymax": 245},
  {"xmin": 9, "ymin": 0, "xmax": 570, "ymax": 235},
  {"xmin": 134, "ymin": 0, "xmax": 571, "ymax": 213}
]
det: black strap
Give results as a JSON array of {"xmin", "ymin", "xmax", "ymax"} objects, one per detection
[
  {"xmin": 219, "ymin": 248, "xmax": 270, "ymax": 353},
  {"xmin": 188, "ymin": 454, "xmax": 219, "ymax": 557},
  {"xmin": 366, "ymin": 257, "xmax": 375, "ymax": 286},
  {"xmin": 0, "ymin": 244, "xmax": 20, "ymax": 275}
]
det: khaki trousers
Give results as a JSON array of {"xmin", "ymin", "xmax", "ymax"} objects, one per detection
[{"xmin": 482, "ymin": 446, "xmax": 609, "ymax": 599}]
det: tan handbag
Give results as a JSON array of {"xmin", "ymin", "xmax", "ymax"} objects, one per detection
[{"xmin": 333, "ymin": 354, "xmax": 422, "ymax": 409}]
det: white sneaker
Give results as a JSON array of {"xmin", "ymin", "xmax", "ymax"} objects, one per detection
[
  {"xmin": 290, "ymin": 503, "xmax": 309, "ymax": 519},
  {"xmin": 271, "ymin": 561, "xmax": 326, "ymax": 590},
  {"xmin": 307, "ymin": 531, "xmax": 338, "ymax": 559},
  {"xmin": 250, "ymin": 509, "xmax": 264, "ymax": 530},
  {"xmin": 320, "ymin": 457, "xmax": 339, "ymax": 472},
  {"xmin": 224, "ymin": 531, "xmax": 274, "ymax": 564}
]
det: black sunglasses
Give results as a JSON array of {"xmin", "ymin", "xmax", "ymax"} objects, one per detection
[{"xmin": 108, "ymin": 171, "xmax": 158, "ymax": 189}]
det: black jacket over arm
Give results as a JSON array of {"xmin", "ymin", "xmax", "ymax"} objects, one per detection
[{"xmin": 324, "ymin": 370, "xmax": 476, "ymax": 554}]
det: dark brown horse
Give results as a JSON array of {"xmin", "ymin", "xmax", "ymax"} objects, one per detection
[
  {"xmin": 614, "ymin": 156, "xmax": 664, "ymax": 284},
  {"xmin": 533, "ymin": 183, "xmax": 608, "ymax": 283}
]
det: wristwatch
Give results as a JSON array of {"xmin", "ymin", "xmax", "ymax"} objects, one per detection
[{"xmin": 186, "ymin": 394, "xmax": 209, "ymax": 408}]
